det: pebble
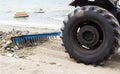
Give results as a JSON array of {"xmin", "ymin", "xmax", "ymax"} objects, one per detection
[
  {"xmin": 6, "ymin": 41, "xmax": 12, "ymax": 45},
  {"xmin": 14, "ymin": 45, "xmax": 19, "ymax": 50},
  {"xmin": 2, "ymin": 44, "xmax": 8, "ymax": 48},
  {"xmin": 13, "ymin": 54, "xmax": 19, "ymax": 58},
  {"xmin": 56, "ymin": 63, "xmax": 62, "ymax": 66},
  {"xmin": 11, "ymin": 48, "xmax": 15, "ymax": 51},
  {"xmin": 2, "ymin": 40, "xmax": 6, "ymax": 43},
  {"xmin": 49, "ymin": 62, "xmax": 56, "ymax": 65},
  {"xmin": 6, "ymin": 47, "xmax": 11, "ymax": 50},
  {"xmin": 19, "ymin": 67, "xmax": 23, "ymax": 70},
  {"xmin": 2, "ymin": 52, "xmax": 14, "ymax": 57}
]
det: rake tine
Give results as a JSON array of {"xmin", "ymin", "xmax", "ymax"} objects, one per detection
[
  {"xmin": 35, "ymin": 37, "xmax": 37, "ymax": 42},
  {"xmin": 39, "ymin": 37, "xmax": 41, "ymax": 42},
  {"xmin": 29, "ymin": 38, "xmax": 32, "ymax": 44},
  {"xmin": 33, "ymin": 37, "xmax": 35, "ymax": 43}
]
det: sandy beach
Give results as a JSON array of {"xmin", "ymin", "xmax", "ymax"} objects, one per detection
[
  {"xmin": 0, "ymin": 23, "xmax": 120, "ymax": 74},
  {"xmin": 0, "ymin": 0, "xmax": 120, "ymax": 74}
]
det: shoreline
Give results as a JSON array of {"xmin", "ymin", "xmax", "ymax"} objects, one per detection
[{"xmin": 0, "ymin": 20, "xmax": 61, "ymax": 31}]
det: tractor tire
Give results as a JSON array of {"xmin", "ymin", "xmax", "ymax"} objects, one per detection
[{"xmin": 61, "ymin": 5, "xmax": 120, "ymax": 65}]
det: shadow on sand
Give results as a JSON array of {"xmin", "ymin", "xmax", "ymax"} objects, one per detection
[{"xmin": 103, "ymin": 53, "xmax": 120, "ymax": 69}]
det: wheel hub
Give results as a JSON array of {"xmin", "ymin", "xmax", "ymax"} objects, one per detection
[{"xmin": 77, "ymin": 26, "xmax": 100, "ymax": 47}]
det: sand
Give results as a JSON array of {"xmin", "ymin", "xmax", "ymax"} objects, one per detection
[{"xmin": 0, "ymin": 24, "xmax": 120, "ymax": 74}]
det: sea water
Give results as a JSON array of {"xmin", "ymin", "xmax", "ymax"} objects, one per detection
[{"xmin": 0, "ymin": 0, "xmax": 75, "ymax": 29}]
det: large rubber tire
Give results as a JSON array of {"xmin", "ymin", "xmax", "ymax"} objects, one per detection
[{"xmin": 61, "ymin": 6, "xmax": 120, "ymax": 65}]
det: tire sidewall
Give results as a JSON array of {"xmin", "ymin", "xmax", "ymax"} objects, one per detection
[{"xmin": 63, "ymin": 7, "xmax": 115, "ymax": 62}]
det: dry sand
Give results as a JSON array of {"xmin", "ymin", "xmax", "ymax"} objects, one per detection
[{"xmin": 0, "ymin": 24, "xmax": 120, "ymax": 74}]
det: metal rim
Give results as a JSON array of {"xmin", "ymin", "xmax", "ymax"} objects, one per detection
[
  {"xmin": 70, "ymin": 20, "xmax": 103, "ymax": 52},
  {"xmin": 77, "ymin": 25, "xmax": 100, "ymax": 48}
]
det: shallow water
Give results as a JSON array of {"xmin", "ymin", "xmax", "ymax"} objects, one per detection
[{"xmin": 0, "ymin": 0, "xmax": 75, "ymax": 28}]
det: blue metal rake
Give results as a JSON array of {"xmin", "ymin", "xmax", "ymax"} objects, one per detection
[{"xmin": 11, "ymin": 32, "xmax": 61, "ymax": 46}]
